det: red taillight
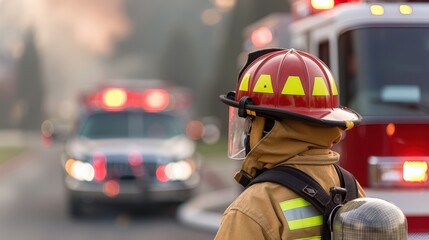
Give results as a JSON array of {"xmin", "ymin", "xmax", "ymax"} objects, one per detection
[
  {"xmin": 403, "ymin": 161, "xmax": 428, "ymax": 183},
  {"xmin": 93, "ymin": 152, "xmax": 107, "ymax": 181}
]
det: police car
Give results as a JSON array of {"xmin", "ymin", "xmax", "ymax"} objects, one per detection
[{"xmin": 61, "ymin": 80, "xmax": 201, "ymax": 217}]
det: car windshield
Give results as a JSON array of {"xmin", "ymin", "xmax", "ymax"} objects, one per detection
[
  {"xmin": 78, "ymin": 111, "xmax": 184, "ymax": 139},
  {"xmin": 338, "ymin": 27, "xmax": 429, "ymax": 117}
]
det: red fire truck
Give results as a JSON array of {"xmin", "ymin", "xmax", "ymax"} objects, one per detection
[{"xmin": 242, "ymin": 0, "xmax": 429, "ymax": 236}]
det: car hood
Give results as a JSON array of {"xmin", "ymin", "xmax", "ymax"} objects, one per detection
[{"xmin": 64, "ymin": 135, "xmax": 196, "ymax": 160}]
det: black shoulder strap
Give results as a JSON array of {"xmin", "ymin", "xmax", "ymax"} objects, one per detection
[
  {"xmin": 248, "ymin": 165, "xmax": 330, "ymax": 213},
  {"xmin": 333, "ymin": 164, "xmax": 358, "ymax": 201},
  {"xmin": 248, "ymin": 164, "xmax": 359, "ymax": 240},
  {"xmin": 249, "ymin": 165, "xmax": 358, "ymax": 202}
]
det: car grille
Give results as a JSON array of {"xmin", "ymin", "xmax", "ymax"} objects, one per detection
[{"xmin": 105, "ymin": 154, "xmax": 159, "ymax": 181}]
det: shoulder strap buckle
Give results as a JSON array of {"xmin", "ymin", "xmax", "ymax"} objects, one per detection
[{"xmin": 329, "ymin": 187, "xmax": 347, "ymax": 204}]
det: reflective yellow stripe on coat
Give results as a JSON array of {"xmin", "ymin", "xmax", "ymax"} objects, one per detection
[{"xmin": 279, "ymin": 198, "xmax": 323, "ymax": 232}]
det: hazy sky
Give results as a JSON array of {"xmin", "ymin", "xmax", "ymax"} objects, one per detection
[{"xmin": 0, "ymin": 0, "xmax": 234, "ymax": 124}]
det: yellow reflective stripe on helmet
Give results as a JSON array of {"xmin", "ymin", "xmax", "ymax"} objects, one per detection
[
  {"xmin": 282, "ymin": 76, "xmax": 305, "ymax": 95},
  {"xmin": 253, "ymin": 74, "xmax": 274, "ymax": 93},
  {"xmin": 294, "ymin": 236, "xmax": 321, "ymax": 240},
  {"xmin": 312, "ymin": 77, "xmax": 330, "ymax": 96},
  {"xmin": 330, "ymin": 78, "xmax": 338, "ymax": 96},
  {"xmin": 239, "ymin": 73, "xmax": 250, "ymax": 91},
  {"xmin": 322, "ymin": 65, "xmax": 338, "ymax": 96},
  {"xmin": 280, "ymin": 198, "xmax": 323, "ymax": 230}
]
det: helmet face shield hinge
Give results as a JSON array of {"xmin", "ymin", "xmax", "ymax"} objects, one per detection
[{"xmin": 238, "ymin": 96, "xmax": 253, "ymax": 118}]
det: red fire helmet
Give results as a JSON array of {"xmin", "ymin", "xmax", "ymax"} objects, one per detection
[{"xmin": 220, "ymin": 48, "xmax": 361, "ymax": 129}]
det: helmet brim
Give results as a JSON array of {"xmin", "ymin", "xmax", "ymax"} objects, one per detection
[{"xmin": 220, "ymin": 92, "xmax": 362, "ymax": 129}]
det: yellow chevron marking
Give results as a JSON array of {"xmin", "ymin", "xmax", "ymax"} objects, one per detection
[
  {"xmin": 312, "ymin": 77, "xmax": 330, "ymax": 96},
  {"xmin": 330, "ymin": 77, "xmax": 338, "ymax": 96},
  {"xmin": 239, "ymin": 73, "xmax": 250, "ymax": 91},
  {"xmin": 282, "ymin": 76, "xmax": 305, "ymax": 95},
  {"xmin": 322, "ymin": 65, "xmax": 338, "ymax": 95},
  {"xmin": 253, "ymin": 74, "xmax": 274, "ymax": 93}
]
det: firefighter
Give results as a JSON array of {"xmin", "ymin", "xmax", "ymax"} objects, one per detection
[{"xmin": 215, "ymin": 48, "xmax": 367, "ymax": 240}]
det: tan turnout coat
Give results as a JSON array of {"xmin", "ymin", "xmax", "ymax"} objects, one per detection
[{"xmin": 215, "ymin": 119, "xmax": 366, "ymax": 240}]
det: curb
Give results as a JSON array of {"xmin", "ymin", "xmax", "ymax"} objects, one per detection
[{"xmin": 177, "ymin": 188, "xmax": 237, "ymax": 232}]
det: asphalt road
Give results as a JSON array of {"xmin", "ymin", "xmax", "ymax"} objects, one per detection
[{"xmin": 0, "ymin": 143, "xmax": 220, "ymax": 240}]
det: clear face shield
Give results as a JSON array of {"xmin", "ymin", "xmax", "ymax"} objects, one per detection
[{"xmin": 228, "ymin": 107, "xmax": 252, "ymax": 160}]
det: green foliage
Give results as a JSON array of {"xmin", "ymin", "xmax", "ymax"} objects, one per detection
[
  {"xmin": 0, "ymin": 147, "xmax": 26, "ymax": 164},
  {"xmin": 196, "ymin": 138, "xmax": 228, "ymax": 159}
]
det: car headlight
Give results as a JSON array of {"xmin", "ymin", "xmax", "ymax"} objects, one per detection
[
  {"xmin": 65, "ymin": 158, "xmax": 95, "ymax": 182},
  {"xmin": 156, "ymin": 159, "xmax": 197, "ymax": 182}
]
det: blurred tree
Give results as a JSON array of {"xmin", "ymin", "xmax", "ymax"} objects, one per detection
[
  {"xmin": 207, "ymin": 0, "xmax": 289, "ymax": 129},
  {"xmin": 14, "ymin": 31, "xmax": 44, "ymax": 130},
  {"xmin": 159, "ymin": 27, "xmax": 198, "ymax": 89}
]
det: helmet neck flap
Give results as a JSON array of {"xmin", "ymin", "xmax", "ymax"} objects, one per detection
[{"xmin": 234, "ymin": 118, "xmax": 343, "ymax": 187}]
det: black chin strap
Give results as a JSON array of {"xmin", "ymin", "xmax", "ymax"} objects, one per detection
[{"xmin": 235, "ymin": 170, "xmax": 254, "ymax": 187}]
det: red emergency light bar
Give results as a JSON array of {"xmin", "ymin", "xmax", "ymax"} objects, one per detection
[
  {"xmin": 403, "ymin": 161, "xmax": 428, "ymax": 183},
  {"xmin": 102, "ymin": 88, "xmax": 127, "ymax": 110},
  {"xmin": 291, "ymin": 0, "xmax": 360, "ymax": 19},
  {"xmin": 292, "ymin": 0, "xmax": 424, "ymax": 19},
  {"xmin": 85, "ymin": 88, "xmax": 171, "ymax": 112},
  {"xmin": 369, "ymin": 156, "xmax": 429, "ymax": 188},
  {"xmin": 141, "ymin": 89, "xmax": 170, "ymax": 112}
]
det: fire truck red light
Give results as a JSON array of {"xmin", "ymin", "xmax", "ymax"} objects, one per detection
[
  {"xmin": 311, "ymin": 0, "xmax": 334, "ymax": 10},
  {"xmin": 403, "ymin": 161, "xmax": 428, "ymax": 182},
  {"xmin": 251, "ymin": 27, "xmax": 273, "ymax": 47},
  {"xmin": 386, "ymin": 123, "xmax": 395, "ymax": 136}
]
